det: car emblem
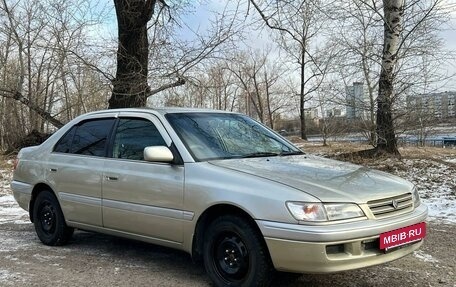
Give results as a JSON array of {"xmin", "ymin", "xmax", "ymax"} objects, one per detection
[{"xmin": 392, "ymin": 200, "xmax": 398, "ymax": 209}]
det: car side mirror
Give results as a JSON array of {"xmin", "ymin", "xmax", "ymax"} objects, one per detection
[{"xmin": 144, "ymin": 146, "xmax": 174, "ymax": 163}]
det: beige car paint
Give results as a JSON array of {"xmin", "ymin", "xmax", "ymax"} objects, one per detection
[{"xmin": 47, "ymin": 153, "xmax": 105, "ymax": 226}]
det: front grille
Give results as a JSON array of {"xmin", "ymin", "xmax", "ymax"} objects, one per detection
[{"xmin": 368, "ymin": 193, "xmax": 413, "ymax": 219}]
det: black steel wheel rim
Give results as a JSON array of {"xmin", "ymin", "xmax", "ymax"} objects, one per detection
[
  {"xmin": 39, "ymin": 200, "xmax": 56, "ymax": 234},
  {"xmin": 212, "ymin": 231, "xmax": 250, "ymax": 283}
]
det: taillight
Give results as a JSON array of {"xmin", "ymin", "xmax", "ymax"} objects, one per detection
[{"xmin": 13, "ymin": 158, "xmax": 19, "ymax": 170}]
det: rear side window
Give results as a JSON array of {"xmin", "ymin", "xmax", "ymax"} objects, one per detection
[
  {"xmin": 54, "ymin": 118, "xmax": 115, "ymax": 157},
  {"xmin": 112, "ymin": 118, "xmax": 166, "ymax": 160},
  {"xmin": 54, "ymin": 127, "xmax": 76, "ymax": 153}
]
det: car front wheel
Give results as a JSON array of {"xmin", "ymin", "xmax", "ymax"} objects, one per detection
[
  {"xmin": 33, "ymin": 190, "xmax": 74, "ymax": 246},
  {"xmin": 203, "ymin": 215, "xmax": 273, "ymax": 287}
]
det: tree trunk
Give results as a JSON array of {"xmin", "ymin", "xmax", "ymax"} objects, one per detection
[
  {"xmin": 375, "ymin": 0, "xmax": 404, "ymax": 155},
  {"xmin": 376, "ymin": 72, "xmax": 398, "ymax": 153},
  {"xmin": 265, "ymin": 72, "xmax": 274, "ymax": 129},
  {"xmin": 110, "ymin": 0, "xmax": 156, "ymax": 108},
  {"xmin": 299, "ymin": 49, "xmax": 307, "ymax": 140}
]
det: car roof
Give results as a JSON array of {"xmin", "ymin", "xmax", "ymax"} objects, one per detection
[{"xmin": 85, "ymin": 107, "xmax": 234, "ymax": 117}]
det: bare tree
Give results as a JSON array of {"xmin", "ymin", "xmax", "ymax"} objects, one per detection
[
  {"xmin": 373, "ymin": 0, "xmax": 405, "ymax": 155},
  {"xmin": 110, "ymin": 0, "xmax": 167, "ymax": 108},
  {"xmin": 329, "ymin": 0, "xmax": 452, "ymax": 155},
  {"xmin": 249, "ymin": 0, "xmax": 331, "ymax": 139},
  {"xmin": 162, "ymin": 47, "xmax": 293, "ymax": 129},
  {"xmin": 163, "ymin": 61, "xmax": 239, "ymax": 111},
  {"xmin": 374, "ymin": 0, "xmax": 451, "ymax": 155},
  {"xmin": 330, "ymin": 0, "xmax": 383, "ymax": 146},
  {"xmin": 0, "ymin": 0, "xmax": 110, "ymax": 150},
  {"xmin": 226, "ymin": 49, "xmax": 291, "ymax": 128},
  {"xmin": 110, "ymin": 0, "xmax": 241, "ymax": 109}
]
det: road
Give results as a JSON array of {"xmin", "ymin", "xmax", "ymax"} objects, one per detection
[{"xmin": 0, "ymin": 210, "xmax": 454, "ymax": 286}]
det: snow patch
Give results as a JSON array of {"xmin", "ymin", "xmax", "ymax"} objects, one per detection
[
  {"xmin": 0, "ymin": 165, "xmax": 13, "ymax": 196},
  {"xmin": 0, "ymin": 195, "xmax": 29, "ymax": 224},
  {"xmin": 4, "ymin": 255, "xmax": 19, "ymax": 261},
  {"xmin": 114, "ymin": 267, "xmax": 121, "ymax": 275},
  {"xmin": 0, "ymin": 237, "xmax": 34, "ymax": 253},
  {"xmin": 0, "ymin": 270, "xmax": 11, "ymax": 281},
  {"xmin": 33, "ymin": 254, "xmax": 66, "ymax": 263},
  {"xmin": 383, "ymin": 266, "xmax": 403, "ymax": 272},
  {"xmin": 0, "ymin": 269, "xmax": 22, "ymax": 283},
  {"xmin": 393, "ymin": 159, "xmax": 456, "ymax": 224},
  {"xmin": 443, "ymin": 157, "xmax": 456, "ymax": 164},
  {"xmin": 414, "ymin": 250, "xmax": 439, "ymax": 263}
]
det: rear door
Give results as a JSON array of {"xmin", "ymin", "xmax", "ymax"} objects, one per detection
[
  {"xmin": 102, "ymin": 113, "xmax": 185, "ymax": 243},
  {"xmin": 48, "ymin": 116, "xmax": 116, "ymax": 227}
]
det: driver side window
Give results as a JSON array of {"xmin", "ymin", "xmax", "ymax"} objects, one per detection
[{"xmin": 112, "ymin": 118, "xmax": 166, "ymax": 161}]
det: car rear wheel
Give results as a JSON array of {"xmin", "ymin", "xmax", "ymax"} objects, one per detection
[
  {"xmin": 203, "ymin": 215, "xmax": 273, "ymax": 287},
  {"xmin": 33, "ymin": 190, "xmax": 74, "ymax": 246}
]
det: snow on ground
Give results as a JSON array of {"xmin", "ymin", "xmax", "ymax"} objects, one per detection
[
  {"xmin": 0, "ymin": 161, "xmax": 30, "ymax": 225},
  {"xmin": 0, "ymin": 269, "xmax": 26, "ymax": 286},
  {"xmin": 373, "ymin": 158, "xmax": 456, "ymax": 224},
  {"xmin": 0, "ymin": 161, "xmax": 12, "ymax": 196},
  {"xmin": 443, "ymin": 158, "xmax": 456, "ymax": 164},
  {"xmin": 0, "ymin": 195, "xmax": 29, "ymax": 225},
  {"xmin": 413, "ymin": 250, "xmax": 439, "ymax": 263}
]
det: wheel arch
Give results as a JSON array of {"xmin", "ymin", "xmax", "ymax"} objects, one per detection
[
  {"xmin": 191, "ymin": 203, "xmax": 269, "ymax": 264},
  {"xmin": 29, "ymin": 183, "xmax": 56, "ymax": 223}
]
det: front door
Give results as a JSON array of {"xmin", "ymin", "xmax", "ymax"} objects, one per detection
[{"xmin": 102, "ymin": 114, "xmax": 185, "ymax": 243}]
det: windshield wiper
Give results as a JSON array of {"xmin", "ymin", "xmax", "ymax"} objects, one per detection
[
  {"xmin": 240, "ymin": 152, "xmax": 280, "ymax": 158},
  {"xmin": 280, "ymin": 151, "xmax": 304, "ymax": 156}
]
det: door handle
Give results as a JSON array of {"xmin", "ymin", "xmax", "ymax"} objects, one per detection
[
  {"xmin": 105, "ymin": 176, "xmax": 118, "ymax": 181},
  {"xmin": 49, "ymin": 168, "xmax": 58, "ymax": 172}
]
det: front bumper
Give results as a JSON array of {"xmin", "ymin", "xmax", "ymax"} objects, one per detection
[{"xmin": 257, "ymin": 204, "xmax": 428, "ymax": 273}]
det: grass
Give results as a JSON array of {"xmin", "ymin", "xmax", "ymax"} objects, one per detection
[{"xmin": 297, "ymin": 140, "xmax": 456, "ymax": 158}]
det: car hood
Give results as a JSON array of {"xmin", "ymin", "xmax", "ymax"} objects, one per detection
[{"xmin": 208, "ymin": 154, "xmax": 413, "ymax": 203}]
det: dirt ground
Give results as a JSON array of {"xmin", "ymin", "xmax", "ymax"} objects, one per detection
[{"xmin": 0, "ymin": 218, "xmax": 454, "ymax": 287}]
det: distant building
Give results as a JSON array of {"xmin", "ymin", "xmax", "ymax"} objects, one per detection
[
  {"xmin": 304, "ymin": 108, "xmax": 319, "ymax": 120},
  {"xmin": 406, "ymin": 91, "xmax": 456, "ymax": 119},
  {"xmin": 325, "ymin": 108, "xmax": 342, "ymax": 118},
  {"xmin": 345, "ymin": 82, "xmax": 366, "ymax": 119}
]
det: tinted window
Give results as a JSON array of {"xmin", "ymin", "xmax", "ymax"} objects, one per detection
[
  {"xmin": 70, "ymin": 119, "xmax": 115, "ymax": 157},
  {"xmin": 54, "ymin": 127, "xmax": 76, "ymax": 153},
  {"xmin": 112, "ymin": 118, "xmax": 166, "ymax": 160}
]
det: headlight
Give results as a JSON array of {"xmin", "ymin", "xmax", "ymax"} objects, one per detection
[
  {"xmin": 324, "ymin": 203, "xmax": 366, "ymax": 221},
  {"xmin": 411, "ymin": 187, "xmax": 421, "ymax": 208},
  {"xmin": 286, "ymin": 202, "xmax": 365, "ymax": 222},
  {"xmin": 286, "ymin": 202, "xmax": 327, "ymax": 222}
]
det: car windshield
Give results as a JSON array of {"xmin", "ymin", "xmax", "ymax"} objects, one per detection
[{"xmin": 166, "ymin": 112, "xmax": 303, "ymax": 161}]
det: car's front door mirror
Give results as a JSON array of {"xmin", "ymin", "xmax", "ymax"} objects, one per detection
[{"xmin": 144, "ymin": 146, "xmax": 174, "ymax": 163}]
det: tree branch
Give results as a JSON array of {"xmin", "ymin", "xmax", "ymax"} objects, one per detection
[
  {"xmin": 249, "ymin": 0, "xmax": 303, "ymax": 44},
  {"xmin": 148, "ymin": 77, "xmax": 185, "ymax": 96},
  {"xmin": 0, "ymin": 89, "xmax": 64, "ymax": 128}
]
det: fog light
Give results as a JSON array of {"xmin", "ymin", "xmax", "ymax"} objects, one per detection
[{"xmin": 326, "ymin": 244, "xmax": 345, "ymax": 254}]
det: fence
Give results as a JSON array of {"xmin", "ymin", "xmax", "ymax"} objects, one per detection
[{"xmin": 398, "ymin": 137, "xmax": 456, "ymax": 148}]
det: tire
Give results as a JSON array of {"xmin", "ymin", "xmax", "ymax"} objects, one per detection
[
  {"xmin": 33, "ymin": 190, "xmax": 74, "ymax": 246},
  {"xmin": 203, "ymin": 215, "xmax": 274, "ymax": 287}
]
